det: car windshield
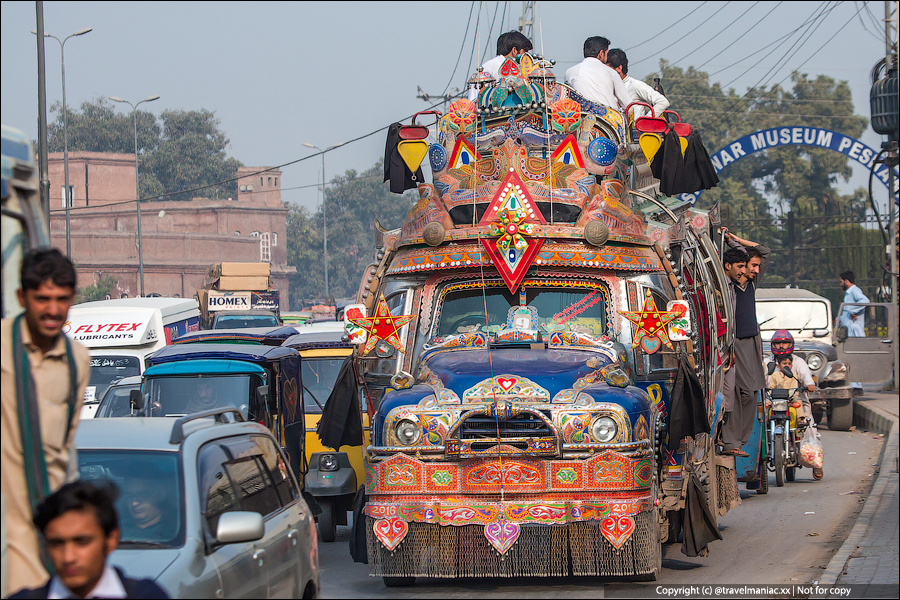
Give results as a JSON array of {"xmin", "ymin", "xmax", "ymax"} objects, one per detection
[
  {"xmin": 78, "ymin": 450, "xmax": 184, "ymax": 548},
  {"xmin": 756, "ymin": 300, "xmax": 829, "ymax": 332},
  {"xmin": 213, "ymin": 315, "xmax": 279, "ymax": 329},
  {"xmin": 87, "ymin": 355, "xmax": 141, "ymax": 402},
  {"xmin": 96, "ymin": 381, "xmax": 142, "ymax": 418},
  {"xmin": 301, "ymin": 358, "xmax": 346, "ymax": 413},
  {"xmin": 435, "ymin": 285, "xmax": 608, "ymax": 338},
  {"xmin": 143, "ymin": 375, "xmax": 252, "ymax": 417}
]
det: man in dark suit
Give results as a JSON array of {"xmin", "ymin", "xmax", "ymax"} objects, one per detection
[{"xmin": 10, "ymin": 480, "xmax": 168, "ymax": 599}]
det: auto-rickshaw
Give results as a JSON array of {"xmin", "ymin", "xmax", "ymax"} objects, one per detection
[{"xmin": 282, "ymin": 327, "xmax": 367, "ymax": 542}]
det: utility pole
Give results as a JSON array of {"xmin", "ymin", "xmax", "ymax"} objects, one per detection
[
  {"xmin": 518, "ymin": 1, "xmax": 535, "ymax": 40},
  {"xmin": 886, "ymin": 0, "xmax": 899, "ymax": 390},
  {"xmin": 35, "ymin": 1, "xmax": 50, "ymax": 224},
  {"xmin": 415, "ymin": 86, "xmax": 458, "ymax": 114}
]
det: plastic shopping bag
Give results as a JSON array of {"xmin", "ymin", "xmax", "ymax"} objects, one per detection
[{"xmin": 799, "ymin": 426, "xmax": 824, "ymax": 468}]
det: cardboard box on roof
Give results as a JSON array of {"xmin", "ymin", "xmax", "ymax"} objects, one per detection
[
  {"xmin": 215, "ymin": 276, "xmax": 270, "ymax": 291},
  {"xmin": 217, "ymin": 262, "xmax": 270, "ymax": 277}
]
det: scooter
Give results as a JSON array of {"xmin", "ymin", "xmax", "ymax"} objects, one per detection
[{"xmin": 765, "ymin": 363, "xmax": 810, "ymax": 486}]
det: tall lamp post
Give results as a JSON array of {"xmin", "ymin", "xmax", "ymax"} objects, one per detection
[
  {"xmin": 110, "ymin": 94, "xmax": 160, "ymax": 297},
  {"xmin": 32, "ymin": 26, "xmax": 92, "ymax": 257},
  {"xmin": 302, "ymin": 142, "xmax": 342, "ymax": 302}
]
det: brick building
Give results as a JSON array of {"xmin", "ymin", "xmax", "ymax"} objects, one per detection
[{"xmin": 49, "ymin": 153, "xmax": 295, "ymax": 308}]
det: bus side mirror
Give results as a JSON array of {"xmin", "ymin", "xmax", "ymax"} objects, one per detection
[{"xmin": 129, "ymin": 389, "xmax": 144, "ymax": 411}]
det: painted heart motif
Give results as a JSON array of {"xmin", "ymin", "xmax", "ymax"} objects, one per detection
[
  {"xmin": 373, "ymin": 518, "xmax": 408, "ymax": 551},
  {"xmin": 484, "ymin": 520, "xmax": 520, "ymax": 555},
  {"xmin": 640, "ymin": 335, "xmax": 662, "ymax": 354},
  {"xmin": 600, "ymin": 515, "xmax": 635, "ymax": 549},
  {"xmin": 497, "ymin": 377, "xmax": 517, "ymax": 391}
]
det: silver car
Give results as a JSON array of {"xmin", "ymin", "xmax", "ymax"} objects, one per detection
[{"xmin": 76, "ymin": 410, "xmax": 320, "ymax": 598}]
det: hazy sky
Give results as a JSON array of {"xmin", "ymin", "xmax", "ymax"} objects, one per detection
[{"xmin": 1, "ymin": 1, "xmax": 893, "ymax": 212}]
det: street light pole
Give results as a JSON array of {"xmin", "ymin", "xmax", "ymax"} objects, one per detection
[
  {"xmin": 303, "ymin": 142, "xmax": 343, "ymax": 302},
  {"xmin": 110, "ymin": 94, "xmax": 160, "ymax": 297},
  {"xmin": 33, "ymin": 27, "xmax": 92, "ymax": 258}
]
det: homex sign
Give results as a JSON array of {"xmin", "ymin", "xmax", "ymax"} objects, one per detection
[
  {"xmin": 208, "ymin": 291, "xmax": 251, "ymax": 311},
  {"xmin": 680, "ymin": 126, "xmax": 900, "ymax": 204}
]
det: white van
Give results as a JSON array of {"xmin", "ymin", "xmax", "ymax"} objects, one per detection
[{"xmin": 65, "ymin": 297, "xmax": 200, "ymax": 417}]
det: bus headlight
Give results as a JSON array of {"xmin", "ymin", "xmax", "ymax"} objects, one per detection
[
  {"xmin": 591, "ymin": 416, "xmax": 618, "ymax": 443},
  {"xmin": 395, "ymin": 419, "xmax": 421, "ymax": 446}
]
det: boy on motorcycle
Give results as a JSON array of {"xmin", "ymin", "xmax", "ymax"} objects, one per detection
[{"xmin": 765, "ymin": 330, "xmax": 823, "ymax": 480}]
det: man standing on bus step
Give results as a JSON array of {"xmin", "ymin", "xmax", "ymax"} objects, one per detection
[
  {"xmin": 719, "ymin": 228, "xmax": 770, "ymax": 457},
  {"xmin": 1, "ymin": 248, "xmax": 91, "ymax": 596}
]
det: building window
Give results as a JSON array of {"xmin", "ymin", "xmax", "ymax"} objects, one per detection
[
  {"xmin": 260, "ymin": 232, "xmax": 271, "ymax": 263},
  {"xmin": 274, "ymin": 177, "xmax": 278, "ymax": 187},
  {"xmin": 272, "ymin": 232, "xmax": 278, "ymax": 247},
  {"xmin": 260, "ymin": 177, "xmax": 264, "ymax": 187},
  {"xmin": 267, "ymin": 177, "xmax": 272, "ymax": 186},
  {"xmin": 60, "ymin": 185, "xmax": 74, "ymax": 208},
  {"xmin": 250, "ymin": 231, "xmax": 260, "ymax": 237},
  {"xmin": 234, "ymin": 230, "xmax": 241, "ymax": 236}
]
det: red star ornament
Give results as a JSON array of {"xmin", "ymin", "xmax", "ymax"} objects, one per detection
[
  {"xmin": 348, "ymin": 294, "xmax": 414, "ymax": 355},
  {"xmin": 619, "ymin": 291, "xmax": 680, "ymax": 353}
]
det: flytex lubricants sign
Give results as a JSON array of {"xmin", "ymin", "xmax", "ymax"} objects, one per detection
[
  {"xmin": 63, "ymin": 308, "xmax": 156, "ymax": 348},
  {"xmin": 680, "ymin": 127, "xmax": 900, "ymax": 204}
]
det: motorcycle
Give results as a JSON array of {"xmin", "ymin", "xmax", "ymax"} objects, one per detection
[{"xmin": 765, "ymin": 363, "xmax": 810, "ymax": 486}]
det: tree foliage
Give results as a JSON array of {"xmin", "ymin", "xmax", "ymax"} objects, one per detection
[
  {"xmin": 76, "ymin": 274, "xmax": 119, "ymax": 304},
  {"xmin": 287, "ymin": 161, "xmax": 414, "ymax": 306},
  {"xmin": 48, "ymin": 99, "xmax": 242, "ymax": 201}
]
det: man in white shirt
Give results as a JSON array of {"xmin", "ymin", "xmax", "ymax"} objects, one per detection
[
  {"xmin": 606, "ymin": 48, "xmax": 670, "ymax": 120},
  {"xmin": 564, "ymin": 36, "xmax": 630, "ymax": 110},
  {"xmin": 467, "ymin": 31, "xmax": 533, "ymax": 100}
]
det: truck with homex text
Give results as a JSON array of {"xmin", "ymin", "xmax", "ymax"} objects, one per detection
[{"xmin": 197, "ymin": 262, "xmax": 281, "ymax": 328}]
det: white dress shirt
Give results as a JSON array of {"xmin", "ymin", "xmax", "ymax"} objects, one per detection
[
  {"xmin": 467, "ymin": 55, "xmax": 508, "ymax": 100},
  {"xmin": 564, "ymin": 57, "xmax": 630, "ymax": 109},
  {"xmin": 623, "ymin": 75, "xmax": 670, "ymax": 119},
  {"xmin": 48, "ymin": 564, "xmax": 127, "ymax": 599}
]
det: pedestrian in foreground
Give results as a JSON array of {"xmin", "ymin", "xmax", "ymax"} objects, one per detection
[
  {"xmin": 9, "ymin": 480, "xmax": 168, "ymax": 599},
  {"xmin": 1, "ymin": 248, "xmax": 91, "ymax": 595}
]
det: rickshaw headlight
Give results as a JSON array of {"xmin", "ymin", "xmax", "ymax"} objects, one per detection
[
  {"xmin": 395, "ymin": 419, "xmax": 421, "ymax": 446},
  {"xmin": 806, "ymin": 353, "xmax": 824, "ymax": 371},
  {"xmin": 319, "ymin": 453, "xmax": 339, "ymax": 472},
  {"xmin": 591, "ymin": 416, "xmax": 617, "ymax": 443}
]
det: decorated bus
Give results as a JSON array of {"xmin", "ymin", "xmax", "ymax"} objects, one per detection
[{"xmin": 340, "ymin": 53, "xmax": 739, "ymax": 585}]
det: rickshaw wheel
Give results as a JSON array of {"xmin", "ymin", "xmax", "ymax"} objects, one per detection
[{"xmin": 318, "ymin": 500, "xmax": 336, "ymax": 542}]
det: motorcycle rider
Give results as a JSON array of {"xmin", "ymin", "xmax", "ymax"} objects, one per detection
[{"xmin": 765, "ymin": 330, "xmax": 823, "ymax": 480}]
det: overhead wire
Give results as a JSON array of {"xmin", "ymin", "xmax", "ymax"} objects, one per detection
[
  {"xmin": 440, "ymin": 1, "xmax": 477, "ymax": 97},
  {"xmin": 632, "ymin": 1, "xmax": 734, "ymax": 67},
  {"xmin": 625, "ymin": 1, "xmax": 710, "ymax": 52},
  {"xmin": 668, "ymin": 1, "xmax": 762, "ymax": 69},
  {"xmin": 692, "ymin": 2, "xmax": 782, "ymax": 71}
]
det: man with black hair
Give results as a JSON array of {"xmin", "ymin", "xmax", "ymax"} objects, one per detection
[
  {"xmin": 606, "ymin": 48, "xmax": 669, "ymax": 119},
  {"xmin": 467, "ymin": 30, "xmax": 533, "ymax": 100},
  {"xmin": 2, "ymin": 248, "xmax": 91, "ymax": 595},
  {"xmin": 719, "ymin": 228, "xmax": 770, "ymax": 458},
  {"xmin": 565, "ymin": 36, "xmax": 630, "ymax": 110},
  {"xmin": 10, "ymin": 480, "xmax": 168, "ymax": 598},
  {"xmin": 839, "ymin": 270, "xmax": 869, "ymax": 338}
]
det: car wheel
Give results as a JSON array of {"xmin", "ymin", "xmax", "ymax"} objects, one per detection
[
  {"xmin": 827, "ymin": 401, "xmax": 853, "ymax": 431},
  {"xmin": 318, "ymin": 500, "xmax": 336, "ymax": 543}
]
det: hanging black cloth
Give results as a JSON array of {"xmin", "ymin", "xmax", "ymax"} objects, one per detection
[
  {"xmin": 650, "ymin": 129, "xmax": 686, "ymax": 197},
  {"xmin": 384, "ymin": 122, "xmax": 424, "ymax": 194},
  {"xmin": 681, "ymin": 131, "xmax": 719, "ymax": 193},
  {"xmin": 348, "ymin": 485, "xmax": 369, "ymax": 563},
  {"xmin": 667, "ymin": 355, "xmax": 711, "ymax": 451},
  {"xmin": 681, "ymin": 472, "xmax": 723, "ymax": 557},
  {"xmin": 316, "ymin": 357, "xmax": 363, "ymax": 449}
]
